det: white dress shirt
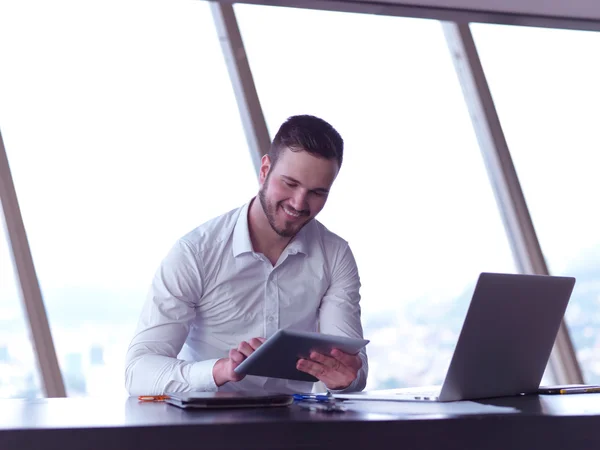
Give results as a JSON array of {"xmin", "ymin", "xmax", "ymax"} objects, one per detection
[{"xmin": 125, "ymin": 200, "xmax": 368, "ymax": 395}]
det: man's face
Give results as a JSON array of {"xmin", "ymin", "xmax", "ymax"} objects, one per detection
[{"xmin": 258, "ymin": 148, "xmax": 339, "ymax": 238}]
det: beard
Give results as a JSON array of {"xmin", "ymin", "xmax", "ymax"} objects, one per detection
[{"xmin": 258, "ymin": 177, "xmax": 309, "ymax": 238}]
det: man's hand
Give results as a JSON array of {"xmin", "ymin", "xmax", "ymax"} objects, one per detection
[
  {"xmin": 296, "ymin": 348, "xmax": 362, "ymax": 390},
  {"xmin": 212, "ymin": 337, "xmax": 266, "ymax": 387}
]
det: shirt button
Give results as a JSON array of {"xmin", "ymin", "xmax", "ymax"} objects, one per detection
[{"xmin": 268, "ymin": 316, "xmax": 275, "ymax": 322}]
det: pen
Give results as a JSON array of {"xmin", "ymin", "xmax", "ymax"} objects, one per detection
[
  {"xmin": 138, "ymin": 395, "xmax": 170, "ymax": 402},
  {"xmin": 559, "ymin": 387, "xmax": 600, "ymax": 394},
  {"xmin": 293, "ymin": 394, "xmax": 332, "ymax": 402}
]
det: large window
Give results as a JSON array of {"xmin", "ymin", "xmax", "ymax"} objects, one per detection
[
  {"xmin": 0, "ymin": 212, "xmax": 43, "ymax": 398},
  {"xmin": 236, "ymin": 5, "xmax": 517, "ymax": 389},
  {"xmin": 472, "ymin": 23, "xmax": 600, "ymax": 383},
  {"xmin": 0, "ymin": 0, "xmax": 256, "ymax": 396}
]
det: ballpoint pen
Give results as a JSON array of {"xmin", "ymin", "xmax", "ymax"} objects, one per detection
[{"xmin": 293, "ymin": 394, "xmax": 332, "ymax": 403}]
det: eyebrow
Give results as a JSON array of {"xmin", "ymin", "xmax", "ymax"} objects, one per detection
[{"xmin": 281, "ymin": 175, "xmax": 330, "ymax": 194}]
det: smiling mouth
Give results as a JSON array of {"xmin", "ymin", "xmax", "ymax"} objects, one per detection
[{"xmin": 281, "ymin": 204, "xmax": 304, "ymax": 219}]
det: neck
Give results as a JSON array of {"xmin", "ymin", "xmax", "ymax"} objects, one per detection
[{"xmin": 248, "ymin": 197, "xmax": 292, "ymax": 263}]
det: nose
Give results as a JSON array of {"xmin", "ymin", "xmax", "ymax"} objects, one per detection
[{"xmin": 289, "ymin": 189, "xmax": 309, "ymax": 213}]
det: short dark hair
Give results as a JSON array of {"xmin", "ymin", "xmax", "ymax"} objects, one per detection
[{"xmin": 269, "ymin": 115, "xmax": 344, "ymax": 169}]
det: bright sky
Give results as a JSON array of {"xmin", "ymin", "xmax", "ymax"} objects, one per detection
[{"xmin": 0, "ymin": 0, "xmax": 599, "ymax": 391}]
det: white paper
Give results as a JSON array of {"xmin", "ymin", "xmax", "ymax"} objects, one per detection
[{"xmin": 340, "ymin": 399, "xmax": 519, "ymax": 416}]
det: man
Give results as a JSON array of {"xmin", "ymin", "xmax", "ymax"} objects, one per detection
[{"xmin": 125, "ymin": 115, "xmax": 368, "ymax": 395}]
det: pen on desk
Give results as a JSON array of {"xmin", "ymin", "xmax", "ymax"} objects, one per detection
[
  {"xmin": 138, "ymin": 395, "xmax": 170, "ymax": 402},
  {"xmin": 293, "ymin": 394, "xmax": 332, "ymax": 402},
  {"xmin": 559, "ymin": 387, "xmax": 600, "ymax": 394}
]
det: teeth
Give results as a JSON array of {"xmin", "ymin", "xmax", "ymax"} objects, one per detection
[{"xmin": 283, "ymin": 205, "xmax": 300, "ymax": 217}]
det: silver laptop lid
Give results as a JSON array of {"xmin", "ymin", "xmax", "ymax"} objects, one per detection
[{"xmin": 439, "ymin": 272, "xmax": 575, "ymax": 402}]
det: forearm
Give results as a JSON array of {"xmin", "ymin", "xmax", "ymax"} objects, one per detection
[{"xmin": 125, "ymin": 350, "xmax": 219, "ymax": 396}]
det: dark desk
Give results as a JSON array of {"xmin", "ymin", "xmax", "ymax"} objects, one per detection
[{"xmin": 1, "ymin": 394, "xmax": 600, "ymax": 450}]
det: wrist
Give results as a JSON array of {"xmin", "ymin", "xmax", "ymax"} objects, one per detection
[
  {"xmin": 212, "ymin": 358, "xmax": 228, "ymax": 387},
  {"xmin": 326, "ymin": 378, "xmax": 354, "ymax": 391}
]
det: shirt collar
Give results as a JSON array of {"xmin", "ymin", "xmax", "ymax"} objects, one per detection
[
  {"xmin": 286, "ymin": 222, "xmax": 309, "ymax": 256},
  {"xmin": 232, "ymin": 200, "xmax": 254, "ymax": 257},
  {"xmin": 232, "ymin": 199, "xmax": 310, "ymax": 258}
]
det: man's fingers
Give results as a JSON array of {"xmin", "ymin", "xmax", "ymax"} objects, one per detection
[
  {"xmin": 331, "ymin": 348, "xmax": 362, "ymax": 370},
  {"xmin": 296, "ymin": 359, "xmax": 327, "ymax": 379},
  {"xmin": 237, "ymin": 341, "xmax": 255, "ymax": 357},
  {"xmin": 229, "ymin": 349, "xmax": 245, "ymax": 365},
  {"xmin": 297, "ymin": 357, "xmax": 357, "ymax": 390},
  {"xmin": 309, "ymin": 352, "xmax": 342, "ymax": 371},
  {"xmin": 248, "ymin": 337, "xmax": 265, "ymax": 350}
]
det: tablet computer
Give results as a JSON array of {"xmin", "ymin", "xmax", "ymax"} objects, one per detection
[
  {"xmin": 234, "ymin": 329, "xmax": 369, "ymax": 382},
  {"xmin": 164, "ymin": 391, "xmax": 294, "ymax": 409}
]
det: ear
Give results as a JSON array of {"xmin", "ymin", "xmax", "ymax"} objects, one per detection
[{"xmin": 259, "ymin": 154, "xmax": 272, "ymax": 186}]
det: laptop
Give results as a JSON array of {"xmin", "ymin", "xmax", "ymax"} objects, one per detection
[{"xmin": 334, "ymin": 272, "xmax": 576, "ymax": 402}]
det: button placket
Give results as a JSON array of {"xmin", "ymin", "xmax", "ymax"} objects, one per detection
[{"xmin": 264, "ymin": 269, "xmax": 279, "ymax": 337}]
